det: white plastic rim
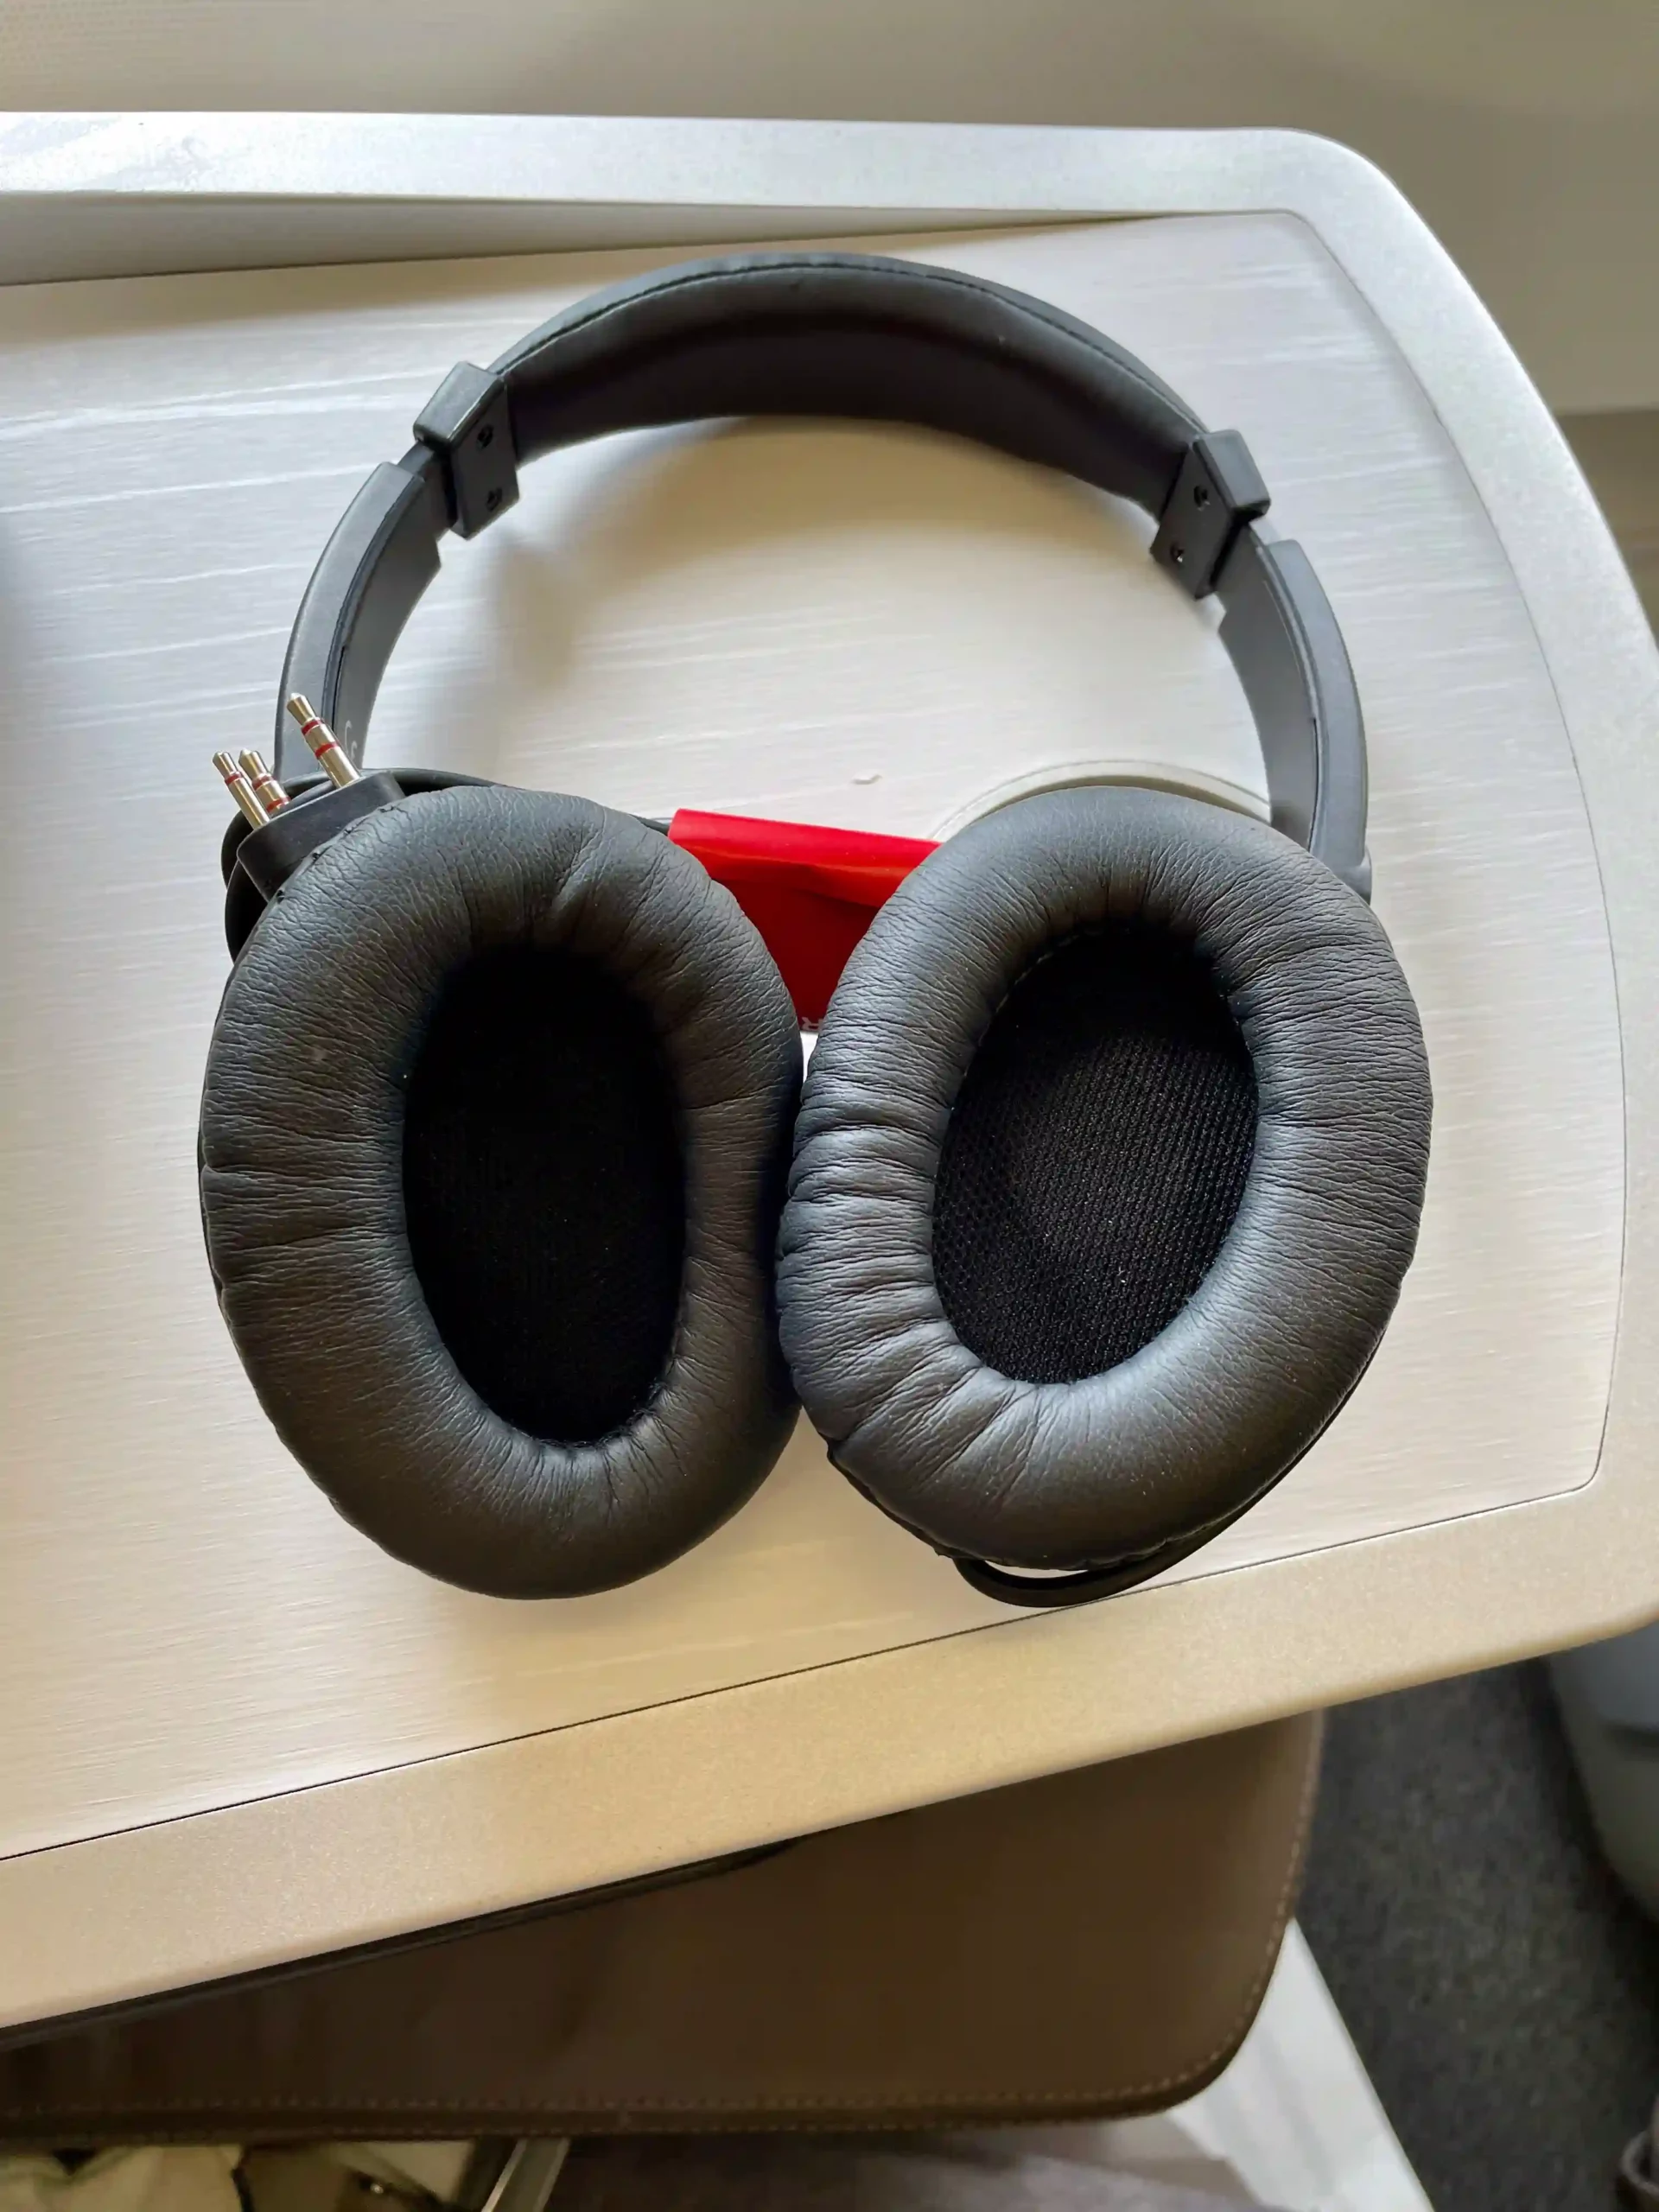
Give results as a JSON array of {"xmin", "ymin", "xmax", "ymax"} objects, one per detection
[{"xmin": 931, "ymin": 759, "xmax": 1271, "ymax": 842}]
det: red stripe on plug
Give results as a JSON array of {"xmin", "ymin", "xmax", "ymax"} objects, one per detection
[{"xmin": 668, "ymin": 809, "xmax": 938, "ymax": 1025}]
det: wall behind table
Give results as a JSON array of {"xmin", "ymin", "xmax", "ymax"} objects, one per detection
[{"xmin": 3, "ymin": 0, "xmax": 1656, "ymax": 413}]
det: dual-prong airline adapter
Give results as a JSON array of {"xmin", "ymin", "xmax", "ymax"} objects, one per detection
[{"xmin": 215, "ymin": 696, "xmax": 405, "ymax": 951}]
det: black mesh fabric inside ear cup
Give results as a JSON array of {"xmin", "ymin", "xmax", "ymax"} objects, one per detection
[
  {"xmin": 404, "ymin": 944, "xmax": 685, "ymax": 1444},
  {"xmin": 932, "ymin": 923, "xmax": 1256, "ymax": 1385}
]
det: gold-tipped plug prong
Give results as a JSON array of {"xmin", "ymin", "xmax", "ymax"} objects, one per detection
[
  {"xmin": 213, "ymin": 750, "xmax": 269, "ymax": 830},
  {"xmin": 284, "ymin": 693, "xmax": 359, "ymax": 788},
  {"xmin": 238, "ymin": 749, "xmax": 289, "ymax": 815}
]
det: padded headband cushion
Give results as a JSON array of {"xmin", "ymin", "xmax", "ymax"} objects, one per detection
[
  {"xmin": 778, "ymin": 787, "xmax": 1432, "ymax": 1581},
  {"xmin": 199, "ymin": 785, "xmax": 802, "ymax": 1599},
  {"xmin": 497, "ymin": 252, "xmax": 1202, "ymax": 512}
]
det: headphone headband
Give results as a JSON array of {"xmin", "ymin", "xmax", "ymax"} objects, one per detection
[{"xmin": 276, "ymin": 251, "xmax": 1369, "ymax": 894}]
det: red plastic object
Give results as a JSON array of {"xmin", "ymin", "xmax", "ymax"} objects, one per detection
[{"xmin": 668, "ymin": 809, "xmax": 939, "ymax": 1024}]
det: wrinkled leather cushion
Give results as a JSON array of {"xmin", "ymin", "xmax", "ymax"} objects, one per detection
[
  {"xmin": 199, "ymin": 785, "xmax": 801, "ymax": 1599},
  {"xmin": 219, "ymin": 767, "xmax": 489, "ymax": 956},
  {"xmin": 779, "ymin": 787, "xmax": 1432, "ymax": 1574}
]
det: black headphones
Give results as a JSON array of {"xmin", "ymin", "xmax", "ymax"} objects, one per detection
[{"xmin": 199, "ymin": 251, "xmax": 1432, "ymax": 1608}]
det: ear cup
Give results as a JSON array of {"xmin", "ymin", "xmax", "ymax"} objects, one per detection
[
  {"xmin": 778, "ymin": 786, "xmax": 1432, "ymax": 1598},
  {"xmin": 219, "ymin": 766, "xmax": 491, "ymax": 957},
  {"xmin": 200, "ymin": 785, "xmax": 802, "ymax": 1599}
]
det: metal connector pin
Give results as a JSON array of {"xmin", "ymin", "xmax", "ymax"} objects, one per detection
[
  {"xmin": 213, "ymin": 749, "xmax": 269, "ymax": 829},
  {"xmin": 238, "ymin": 749, "xmax": 289, "ymax": 815},
  {"xmin": 285, "ymin": 693, "xmax": 359, "ymax": 788}
]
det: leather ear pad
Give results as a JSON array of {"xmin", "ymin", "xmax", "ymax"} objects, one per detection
[
  {"xmin": 199, "ymin": 785, "xmax": 802, "ymax": 1599},
  {"xmin": 778, "ymin": 786, "xmax": 1432, "ymax": 1592}
]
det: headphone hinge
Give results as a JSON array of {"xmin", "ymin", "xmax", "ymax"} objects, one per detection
[
  {"xmin": 414, "ymin": 363, "xmax": 520, "ymax": 540},
  {"xmin": 1152, "ymin": 430, "xmax": 1271, "ymax": 600}
]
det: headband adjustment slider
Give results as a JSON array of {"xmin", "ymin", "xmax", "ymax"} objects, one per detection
[
  {"xmin": 1152, "ymin": 430, "xmax": 1270, "ymax": 601},
  {"xmin": 414, "ymin": 363, "xmax": 518, "ymax": 541}
]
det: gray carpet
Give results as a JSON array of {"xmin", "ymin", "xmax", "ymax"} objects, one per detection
[{"xmin": 1300, "ymin": 1662, "xmax": 1659, "ymax": 2212}]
